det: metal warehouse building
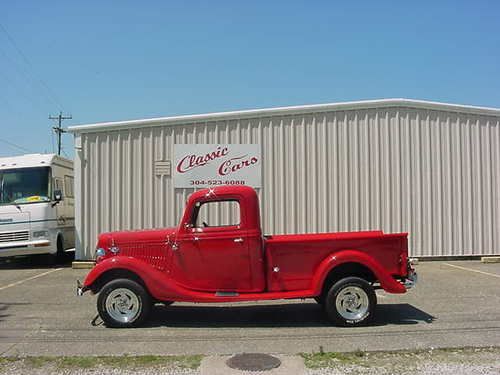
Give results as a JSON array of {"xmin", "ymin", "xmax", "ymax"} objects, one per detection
[{"xmin": 69, "ymin": 99, "xmax": 500, "ymax": 260}]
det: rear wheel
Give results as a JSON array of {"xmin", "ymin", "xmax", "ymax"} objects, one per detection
[
  {"xmin": 324, "ymin": 277, "xmax": 376, "ymax": 327},
  {"xmin": 97, "ymin": 278, "xmax": 151, "ymax": 328}
]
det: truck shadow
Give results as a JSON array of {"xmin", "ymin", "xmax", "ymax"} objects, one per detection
[
  {"xmin": 147, "ymin": 302, "xmax": 434, "ymax": 328},
  {"xmin": 373, "ymin": 304, "xmax": 435, "ymax": 325}
]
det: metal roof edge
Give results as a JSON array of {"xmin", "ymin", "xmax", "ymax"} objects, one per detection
[{"xmin": 68, "ymin": 98, "xmax": 500, "ymax": 134}]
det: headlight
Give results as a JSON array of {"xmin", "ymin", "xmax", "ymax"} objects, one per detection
[
  {"xmin": 95, "ymin": 248, "xmax": 106, "ymax": 258},
  {"xmin": 33, "ymin": 230, "xmax": 49, "ymax": 238}
]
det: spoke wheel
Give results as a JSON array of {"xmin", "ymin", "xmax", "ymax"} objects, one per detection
[
  {"xmin": 97, "ymin": 279, "xmax": 151, "ymax": 328},
  {"xmin": 105, "ymin": 288, "xmax": 141, "ymax": 324},
  {"xmin": 335, "ymin": 286, "xmax": 369, "ymax": 321},
  {"xmin": 324, "ymin": 277, "xmax": 376, "ymax": 327}
]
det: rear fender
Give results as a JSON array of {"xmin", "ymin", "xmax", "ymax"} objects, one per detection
[
  {"xmin": 311, "ymin": 249, "xmax": 406, "ymax": 294},
  {"xmin": 83, "ymin": 257, "xmax": 182, "ymax": 300}
]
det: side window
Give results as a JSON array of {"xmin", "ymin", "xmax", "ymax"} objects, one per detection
[
  {"xmin": 194, "ymin": 200, "xmax": 240, "ymax": 228},
  {"xmin": 64, "ymin": 175, "xmax": 74, "ymax": 198}
]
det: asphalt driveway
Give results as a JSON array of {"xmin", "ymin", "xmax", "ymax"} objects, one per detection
[{"xmin": 0, "ymin": 258, "xmax": 499, "ymax": 356}]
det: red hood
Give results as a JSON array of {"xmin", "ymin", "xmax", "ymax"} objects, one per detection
[{"xmin": 96, "ymin": 227, "xmax": 178, "ymax": 249}]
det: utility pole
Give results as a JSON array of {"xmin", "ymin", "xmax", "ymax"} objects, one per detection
[{"xmin": 49, "ymin": 112, "xmax": 72, "ymax": 156}]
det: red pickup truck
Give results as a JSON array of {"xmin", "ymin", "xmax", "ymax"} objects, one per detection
[{"xmin": 78, "ymin": 186, "xmax": 416, "ymax": 328}]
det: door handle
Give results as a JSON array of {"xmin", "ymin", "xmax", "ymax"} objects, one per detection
[
  {"xmin": 193, "ymin": 236, "xmax": 200, "ymax": 242},
  {"xmin": 234, "ymin": 238, "xmax": 244, "ymax": 243}
]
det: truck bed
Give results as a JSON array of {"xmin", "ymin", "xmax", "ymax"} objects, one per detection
[{"xmin": 264, "ymin": 230, "xmax": 408, "ymax": 292}]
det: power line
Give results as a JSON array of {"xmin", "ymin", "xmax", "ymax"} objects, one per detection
[
  {"xmin": 0, "ymin": 67, "xmax": 33, "ymax": 103},
  {"xmin": 0, "ymin": 22, "xmax": 64, "ymax": 110},
  {"xmin": 49, "ymin": 112, "xmax": 72, "ymax": 156},
  {"xmin": 0, "ymin": 138, "xmax": 32, "ymax": 153},
  {"xmin": 0, "ymin": 48, "xmax": 50, "ymax": 109},
  {"xmin": 0, "ymin": 92, "xmax": 25, "ymax": 118},
  {"xmin": 0, "ymin": 50, "xmax": 58, "ymax": 155}
]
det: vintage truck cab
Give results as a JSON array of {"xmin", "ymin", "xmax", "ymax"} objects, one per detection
[{"xmin": 78, "ymin": 185, "xmax": 416, "ymax": 328}]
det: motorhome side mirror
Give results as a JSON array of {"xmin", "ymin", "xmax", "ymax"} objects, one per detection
[{"xmin": 54, "ymin": 189, "xmax": 63, "ymax": 202}]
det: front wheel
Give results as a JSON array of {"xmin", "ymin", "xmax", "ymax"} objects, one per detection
[
  {"xmin": 324, "ymin": 277, "xmax": 376, "ymax": 327},
  {"xmin": 97, "ymin": 279, "xmax": 151, "ymax": 328},
  {"xmin": 41, "ymin": 236, "xmax": 64, "ymax": 265}
]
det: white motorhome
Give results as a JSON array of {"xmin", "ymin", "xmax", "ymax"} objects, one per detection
[{"xmin": 0, "ymin": 154, "xmax": 74, "ymax": 260}]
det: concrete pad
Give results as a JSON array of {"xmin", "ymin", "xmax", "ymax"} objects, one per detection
[
  {"xmin": 481, "ymin": 256, "xmax": 500, "ymax": 263},
  {"xmin": 0, "ymin": 261, "xmax": 500, "ymax": 357},
  {"xmin": 200, "ymin": 355, "xmax": 305, "ymax": 375},
  {"xmin": 0, "ymin": 343, "xmax": 16, "ymax": 356},
  {"xmin": 72, "ymin": 261, "xmax": 95, "ymax": 269}
]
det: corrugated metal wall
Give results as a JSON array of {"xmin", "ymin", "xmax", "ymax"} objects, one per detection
[{"xmin": 74, "ymin": 106, "xmax": 500, "ymax": 259}]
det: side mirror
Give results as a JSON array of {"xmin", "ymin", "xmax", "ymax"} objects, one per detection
[{"xmin": 54, "ymin": 189, "xmax": 63, "ymax": 202}]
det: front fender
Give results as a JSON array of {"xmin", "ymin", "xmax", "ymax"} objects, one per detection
[
  {"xmin": 82, "ymin": 256, "xmax": 185, "ymax": 301},
  {"xmin": 311, "ymin": 249, "xmax": 406, "ymax": 294}
]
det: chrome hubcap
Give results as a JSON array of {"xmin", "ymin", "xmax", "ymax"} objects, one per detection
[
  {"xmin": 105, "ymin": 288, "xmax": 141, "ymax": 323},
  {"xmin": 336, "ymin": 286, "xmax": 369, "ymax": 321}
]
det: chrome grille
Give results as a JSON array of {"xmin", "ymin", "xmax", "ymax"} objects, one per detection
[
  {"xmin": 119, "ymin": 241, "xmax": 169, "ymax": 271},
  {"xmin": 0, "ymin": 230, "xmax": 30, "ymax": 243}
]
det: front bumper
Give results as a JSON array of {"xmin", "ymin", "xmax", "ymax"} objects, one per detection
[
  {"xmin": 404, "ymin": 270, "xmax": 418, "ymax": 289},
  {"xmin": 76, "ymin": 280, "xmax": 88, "ymax": 296},
  {"xmin": 0, "ymin": 239, "xmax": 52, "ymax": 257}
]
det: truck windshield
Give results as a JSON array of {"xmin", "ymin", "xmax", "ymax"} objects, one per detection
[{"xmin": 0, "ymin": 167, "xmax": 50, "ymax": 205}]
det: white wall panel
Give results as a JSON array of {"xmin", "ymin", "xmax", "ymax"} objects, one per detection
[{"xmin": 72, "ymin": 102, "xmax": 500, "ymax": 259}]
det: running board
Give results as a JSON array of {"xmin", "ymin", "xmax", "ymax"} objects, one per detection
[{"xmin": 215, "ymin": 291, "xmax": 239, "ymax": 297}]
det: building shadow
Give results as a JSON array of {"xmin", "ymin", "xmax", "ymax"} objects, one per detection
[
  {"xmin": 0, "ymin": 302, "xmax": 31, "ymax": 325},
  {"xmin": 145, "ymin": 302, "xmax": 435, "ymax": 328},
  {"xmin": 0, "ymin": 253, "xmax": 73, "ymax": 270}
]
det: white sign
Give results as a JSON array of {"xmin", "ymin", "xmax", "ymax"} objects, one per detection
[{"xmin": 173, "ymin": 144, "xmax": 261, "ymax": 188}]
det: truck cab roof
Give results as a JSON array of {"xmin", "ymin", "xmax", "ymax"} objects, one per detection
[
  {"xmin": 181, "ymin": 185, "xmax": 261, "ymax": 232},
  {"xmin": 0, "ymin": 153, "xmax": 72, "ymax": 171}
]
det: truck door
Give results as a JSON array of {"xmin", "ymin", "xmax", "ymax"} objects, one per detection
[{"xmin": 173, "ymin": 199, "xmax": 255, "ymax": 292}]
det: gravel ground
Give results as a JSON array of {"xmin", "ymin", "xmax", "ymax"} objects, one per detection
[
  {"xmin": 306, "ymin": 347, "xmax": 500, "ymax": 375},
  {"xmin": 0, "ymin": 364, "xmax": 200, "ymax": 375},
  {"xmin": 1, "ymin": 348, "xmax": 499, "ymax": 374},
  {"xmin": 308, "ymin": 363, "xmax": 500, "ymax": 375}
]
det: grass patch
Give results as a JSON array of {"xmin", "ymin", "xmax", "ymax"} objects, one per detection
[
  {"xmin": 301, "ymin": 350, "xmax": 365, "ymax": 369},
  {"xmin": 301, "ymin": 347, "xmax": 500, "ymax": 369},
  {"xmin": 0, "ymin": 355, "xmax": 203, "ymax": 370},
  {"xmin": 0, "ymin": 358, "xmax": 18, "ymax": 365}
]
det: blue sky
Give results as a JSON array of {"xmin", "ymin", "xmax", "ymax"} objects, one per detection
[{"xmin": 1, "ymin": 1, "xmax": 499, "ymax": 158}]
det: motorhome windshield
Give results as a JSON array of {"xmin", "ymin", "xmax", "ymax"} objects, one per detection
[{"xmin": 0, "ymin": 167, "xmax": 50, "ymax": 205}]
